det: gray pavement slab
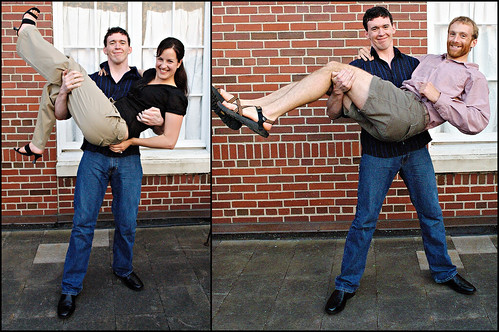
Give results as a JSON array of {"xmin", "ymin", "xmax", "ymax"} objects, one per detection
[
  {"xmin": 212, "ymin": 234, "xmax": 497, "ymax": 330},
  {"xmin": 1, "ymin": 225, "xmax": 210, "ymax": 330}
]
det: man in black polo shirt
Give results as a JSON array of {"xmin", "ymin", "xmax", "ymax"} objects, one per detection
[
  {"xmin": 56, "ymin": 27, "xmax": 164, "ymax": 319},
  {"xmin": 324, "ymin": 7, "xmax": 476, "ymax": 315}
]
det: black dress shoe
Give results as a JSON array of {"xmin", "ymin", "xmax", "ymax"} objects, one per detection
[
  {"xmin": 57, "ymin": 294, "xmax": 76, "ymax": 319},
  {"xmin": 443, "ymin": 274, "xmax": 476, "ymax": 295},
  {"xmin": 114, "ymin": 271, "xmax": 144, "ymax": 291},
  {"xmin": 325, "ymin": 289, "xmax": 355, "ymax": 315}
]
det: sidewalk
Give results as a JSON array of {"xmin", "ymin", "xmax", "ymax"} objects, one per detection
[
  {"xmin": 2, "ymin": 225, "xmax": 210, "ymax": 330},
  {"xmin": 212, "ymin": 234, "xmax": 497, "ymax": 330}
]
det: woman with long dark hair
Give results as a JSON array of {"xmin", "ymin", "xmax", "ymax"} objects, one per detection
[{"xmin": 13, "ymin": 8, "xmax": 189, "ymax": 163}]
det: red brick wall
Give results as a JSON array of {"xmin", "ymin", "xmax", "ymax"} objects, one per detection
[
  {"xmin": 1, "ymin": 2, "xmax": 210, "ymax": 224},
  {"xmin": 211, "ymin": 1, "xmax": 497, "ymax": 234}
]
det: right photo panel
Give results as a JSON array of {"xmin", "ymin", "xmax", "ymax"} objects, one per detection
[{"xmin": 211, "ymin": 1, "xmax": 497, "ymax": 330}]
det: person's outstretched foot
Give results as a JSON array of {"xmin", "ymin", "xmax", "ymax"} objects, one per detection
[
  {"xmin": 13, "ymin": 142, "xmax": 44, "ymax": 164},
  {"xmin": 16, "ymin": 142, "xmax": 43, "ymax": 155},
  {"xmin": 14, "ymin": 7, "xmax": 39, "ymax": 35},
  {"xmin": 218, "ymin": 89, "xmax": 275, "ymax": 132}
]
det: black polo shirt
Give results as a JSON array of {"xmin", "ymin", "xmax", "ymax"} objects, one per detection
[{"xmin": 349, "ymin": 47, "xmax": 432, "ymax": 158}]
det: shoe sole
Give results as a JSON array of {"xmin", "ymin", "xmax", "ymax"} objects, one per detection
[{"xmin": 211, "ymin": 87, "xmax": 243, "ymax": 130}]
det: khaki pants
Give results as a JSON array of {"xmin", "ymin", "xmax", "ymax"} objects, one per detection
[
  {"xmin": 344, "ymin": 76, "xmax": 429, "ymax": 142},
  {"xmin": 16, "ymin": 25, "xmax": 128, "ymax": 148}
]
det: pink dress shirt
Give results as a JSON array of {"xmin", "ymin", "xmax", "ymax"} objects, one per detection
[{"xmin": 401, "ymin": 54, "xmax": 490, "ymax": 134}]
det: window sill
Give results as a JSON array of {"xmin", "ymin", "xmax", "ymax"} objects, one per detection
[
  {"xmin": 429, "ymin": 142, "xmax": 497, "ymax": 173},
  {"xmin": 56, "ymin": 148, "xmax": 210, "ymax": 177}
]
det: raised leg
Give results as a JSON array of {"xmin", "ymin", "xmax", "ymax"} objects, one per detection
[
  {"xmin": 221, "ymin": 61, "xmax": 374, "ymax": 131},
  {"xmin": 16, "ymin": 22, "xmax": 128, "ymax": 148}
]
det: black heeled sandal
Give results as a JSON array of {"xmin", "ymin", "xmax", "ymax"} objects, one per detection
[
  {"xmin": 14, "ymin": 144, "xmax": 42, "ymax": 164},
  {"xmin": 13, "ymin": 7, "xmax": 40, "ymax": 35}
]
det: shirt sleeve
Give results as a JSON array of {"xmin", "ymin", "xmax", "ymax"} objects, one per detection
[
  {"xmin": 433, "ymin": 72, "xmax": 490, "ymax": 135},
  {"xmin": 164, "ymin": 91, "xmax": 188, "ymax": 117}
]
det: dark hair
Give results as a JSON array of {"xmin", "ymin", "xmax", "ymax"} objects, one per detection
[
  {"xmin": 103, "ymin": 27, "xmax": 131, "ymax": 47},
  {"xmin": 156, "ymin": 37, "xmax": 188, "ymax": 96},
  {"xmin": 362, "ymin": 6, "xmax": 393, "ymax": 31}
]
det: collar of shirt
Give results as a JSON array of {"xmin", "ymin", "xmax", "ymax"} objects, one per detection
[
  {"xmin": 440, "ymin": 53, "xmax": 480, "ymax": 70},
  {"xmin": 369, "ymin": 46, "xmax": 404, "ymax": 63},
  {"xmin": 98, "ymin": 61, "xmax": 141, "ymax": 82}
]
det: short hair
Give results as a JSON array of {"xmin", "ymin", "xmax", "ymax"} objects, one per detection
[
  {"xmin": 103, "ymin": 27, "xmax": 131, "ymax": 47},
  {"xmin": 448, "ymin": 16, "xmax": 479, "ymax": 40},
  {"xmin": 363, "ymin": 6, "xmax": 393, "ymax": 31}
]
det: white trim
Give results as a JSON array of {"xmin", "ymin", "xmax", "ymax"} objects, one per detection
[
  {"xmin": 56, "ymin": 149, "xmax": 210, "ymax": 177},
  {"xmin": 203, "ymin": 1, "xmax": 212, "ymax": 155}
]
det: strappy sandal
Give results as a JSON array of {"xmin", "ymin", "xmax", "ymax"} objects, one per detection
[
  {"xmin": 13, "ymin": 7, "xmax": 40, "ymax": 35},
  {"xmin": 211, "ymin": 86, "xmax": 242, "ymax": 130},
  {"xmin": 216, "ymin": 101, "xmax": 274, "ymax": 138},
  {"xmin": 14, "ymin": 144, "xmax": 43, "ymax": 164}
]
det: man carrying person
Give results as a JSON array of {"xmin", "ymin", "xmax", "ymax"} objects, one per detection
[
  {"xmin": 324, "ymin": 7, "xmax": 480, "ymax": 315},
  {"xmin": 56, "ymin": 27, "xmax": 164, "ymax": 319}
]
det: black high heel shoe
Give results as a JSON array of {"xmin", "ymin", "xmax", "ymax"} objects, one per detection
[
  {"xmin": 13, "ymin": 7, "xmax": 40, "ymax": 35},
  {"xmin": 14, "ymin": 144, "xmax": 42, "ymax": 164}
]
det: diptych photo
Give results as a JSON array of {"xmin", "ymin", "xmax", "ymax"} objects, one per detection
[{"xmin": 1, "ymin": 1, "xmax": 497, "ymax": 330}]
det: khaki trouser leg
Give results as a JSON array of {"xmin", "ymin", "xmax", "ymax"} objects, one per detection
[
  {"xmin": 31, "ymin": 83, "xmax": 59, "ymax": 150},
  {"xmin": 16, "ymin": 25, "xmax": 128, "ymax": 147}
]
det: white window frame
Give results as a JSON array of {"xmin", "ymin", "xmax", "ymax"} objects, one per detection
[
  {"xmin": 427, "ymin": 2, "xmax": 497, "ymax": 173},
  {"xmin": 53, "ymin": 2, "xmax": 211, "ymax": 176}
]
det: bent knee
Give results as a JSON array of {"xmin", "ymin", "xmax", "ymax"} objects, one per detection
[{"xmin": 325, "ymin": 60, "xmax": 340, "ymax": 71}]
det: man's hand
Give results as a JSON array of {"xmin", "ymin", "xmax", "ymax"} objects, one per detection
[
  {"xmin": 332, "ymin": 69, "xmax": 355, "ymax": 93},
  {"xmin": 355, "ymin": 46, "xmax": 373, "ymax": 61},
  {"xmin": 61, "ymin": 70, "xmax": 84, "ymax": 95},
  {"xmin": 137, "ymin": 107, "xmax": 164, "ymax": 127},
  {"xmin": 419, "ymin": 81, "xmax": 441, "ymax": 103}
]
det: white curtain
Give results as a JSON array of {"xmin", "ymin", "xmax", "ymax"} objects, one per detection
[
  {"xmin": 141, "ymin": 7, "xmax": 205, "ymax": 142},
  {"xmin": 60, "ymin": 2, "xmax": 206, "ymax": 146},
  {"xmin": 62, "ymin": 6, "xmax": 126, "ymax": 144}
]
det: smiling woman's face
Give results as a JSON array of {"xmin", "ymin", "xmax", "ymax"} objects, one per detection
[{"xmin": 155, "ymin": 48, "xmax": 182, "ymax": 85}]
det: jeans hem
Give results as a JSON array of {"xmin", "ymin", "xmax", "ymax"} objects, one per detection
[
  {"xmin": 61, "ymin": 291, "xmax": 79, "ymax": 296},
  {"xmin": 334, "ymin": 285, "xmax": 357, "ymax": 294},
  {"xmin": 113, "ymin": 270, "xmax": 133, "ymax": 278},
  {"xmin": 434, "ymin": 271, "xmax": 458, "ymax": 284}
]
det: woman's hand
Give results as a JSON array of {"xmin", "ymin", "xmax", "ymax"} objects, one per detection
[
  {"xmin": 98, "ymin": 67, "xmax": 108, "ymax": 77},
  {"xmin": 137, "ymin": 107, "xmax": 164, "ymax": 126},
  {"xmin": 60, "ymin": 70, "xmax": 84, "ymax": 95},
  {"xmin": 109, "ymin": 139, "xmax": 133, "ymax": 154}
]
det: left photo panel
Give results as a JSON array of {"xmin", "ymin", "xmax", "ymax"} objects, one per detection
[{"xmin": 1, "ymin": 2, "xmax": 211, "ymax": 329}]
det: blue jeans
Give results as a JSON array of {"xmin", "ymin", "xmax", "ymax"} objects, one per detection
[
  {"xmin": 335, "ymin": 147, "xmax": 457, "ymax": 293},
  {"xmin": 61, "ymin": 151, "xmax": 142, "ymax": 295}
]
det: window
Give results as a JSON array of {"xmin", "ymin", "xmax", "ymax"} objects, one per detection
[
  {"xmin": 53, "ymin": 2, "xmax": 211, "ymax": 176},
  {"xmin": 427, "ymin": 2, "xmax": 497, "ymax": 172}
]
